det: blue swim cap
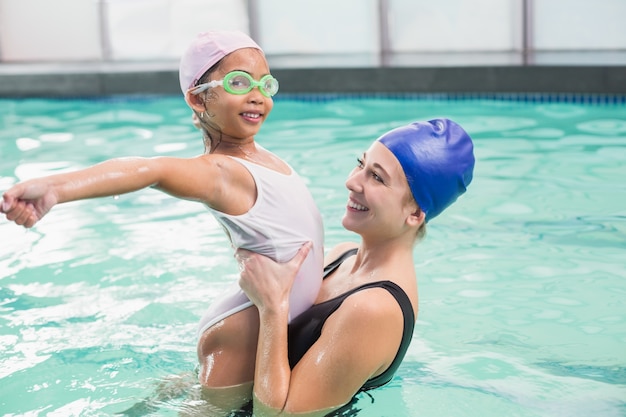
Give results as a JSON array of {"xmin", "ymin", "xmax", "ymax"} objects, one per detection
[{"xmin": 377, "ymin": 119, "xmax": 474, "ymax": 222}]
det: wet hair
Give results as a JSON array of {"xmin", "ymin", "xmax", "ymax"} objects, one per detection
[{"xmin": 193, "ymin": 60, "xmax": 223, "ymax": 152}]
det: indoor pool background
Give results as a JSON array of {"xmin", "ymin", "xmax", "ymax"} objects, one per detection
[{"xmin": 0, "ymin": 95, "xmax": 624, "ymax": 417}]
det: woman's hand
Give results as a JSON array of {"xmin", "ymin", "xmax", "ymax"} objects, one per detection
[
  {"xmin": 237, "ymin": 242, "xmax": 312, "ymax": 314},
  {"xmin": 1, "ymin": 180, "xmax": 58, "ymax": 228}
]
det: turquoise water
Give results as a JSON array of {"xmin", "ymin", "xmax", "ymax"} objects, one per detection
[{"xmin": 1, "ymin": 95, "xmax": 625, "ymax": 416}]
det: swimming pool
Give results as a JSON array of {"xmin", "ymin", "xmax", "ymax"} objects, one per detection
[{"xmin": 1, "ymin": 95, "xmax": 625, "ymax": 416}]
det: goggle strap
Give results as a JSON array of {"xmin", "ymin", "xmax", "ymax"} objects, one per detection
[{"xmin": 190, "ymin": 80, "xmax": 222, "ymax": 95}]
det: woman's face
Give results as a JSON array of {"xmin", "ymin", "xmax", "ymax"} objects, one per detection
[
  {"xmin": 342, "ymin": 141, "xmax": 419, "ymax": 238},
  {"xmin": 197, "ymin": 48, "xmax": 274, "ymax": 142}
]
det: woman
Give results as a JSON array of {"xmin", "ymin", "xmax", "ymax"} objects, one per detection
[{"xmin": 237, "ymin": 118, "xmax": 475, "ymax": 416}]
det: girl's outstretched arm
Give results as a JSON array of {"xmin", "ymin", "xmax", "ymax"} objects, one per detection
[
  {"xmin": 1, "ymin": 157, "xmax": 162, "ymax": 228},
  {"xmin": 0, "ymin": 155, "xmax": 246, "ymax": 228}
]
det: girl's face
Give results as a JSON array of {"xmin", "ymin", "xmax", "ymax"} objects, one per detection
[
  {"xmin": 196, "ymin": 48, "xmax": 274, "ymax": 142},
  {"xmin": 342, "ymin": 142, "xmax": 421, "ymax": 239}
]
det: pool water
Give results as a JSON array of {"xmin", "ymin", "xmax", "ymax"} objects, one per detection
[{"xmin": 1, "ymin": 95, "xmax": 625, "ymax": 416}]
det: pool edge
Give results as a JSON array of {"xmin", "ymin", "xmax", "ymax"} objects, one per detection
[{"xmin": 0, "ymin": 64, "xmax": 625, "ymax": 98}]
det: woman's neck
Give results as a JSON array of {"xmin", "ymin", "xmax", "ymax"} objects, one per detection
[{"xmin": 360, "ymin": 239, "xmax": 410, "ymax": 262}]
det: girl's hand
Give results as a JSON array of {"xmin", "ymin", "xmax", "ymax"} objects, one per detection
[
  {"xmin": 237, "ymin": 242, "xmax": 312, "ymax": 314},
  {"xmin": 1, "ymin": 180, "xmax": 58, "ymax": 228}
]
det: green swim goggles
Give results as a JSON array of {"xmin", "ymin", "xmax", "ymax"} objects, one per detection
[{"xmin": 190, "ymin": 71, "xmax": 279, "ymax": 97}]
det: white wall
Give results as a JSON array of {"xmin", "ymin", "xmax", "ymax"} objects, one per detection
[
  {"xmin": 0, "ymin": 0, "xmax": 102, "ymax": 61},
  {"xmin": 534, "ymin": 0, "xmax": 626, "ymax": 50},
  {"xmin": 0, "ymin": 0, "xmax": 624, "ymax": 63},
  {"xmin": 257, "ymin": 0, "xmax": 380, "ymax": 55},
  {"xmin": 104, "ymin": 0, "xmax": 249, "ymax": 60},
  {"xmin": 388, "ymin": 0, "xmax": 522, "ymax": 52}
]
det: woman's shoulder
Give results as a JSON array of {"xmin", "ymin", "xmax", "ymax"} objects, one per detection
[
  {"xmin": 324, "ymin": 242, "xmax": 359, "ymax": 266},
  {"xmin": 328, "ymin": 286, "xmax": 406, "ymax": 358}
]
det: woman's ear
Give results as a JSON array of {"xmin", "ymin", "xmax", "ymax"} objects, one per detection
[{"xmin": 407, "ymin": 207, "xmax": 426, "ymax": 228}]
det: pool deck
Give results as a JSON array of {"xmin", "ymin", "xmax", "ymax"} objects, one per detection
[{"xmin": 1, "ymin": 51, "xmax": 625, "ymax": 97}]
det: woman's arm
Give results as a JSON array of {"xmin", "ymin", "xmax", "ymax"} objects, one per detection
[
  {"xmin": 237, "ymin": 244, "xmax": 404, "ymax": 416},
  {"xmin": 237, "ymin": 244, "xmax": 311, "ymax": 412},
  {"xmin": 284, "ymin": 290, "xmax": 402, "ymax": 413}
]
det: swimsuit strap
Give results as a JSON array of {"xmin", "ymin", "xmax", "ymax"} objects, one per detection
[{"xmin": 323, "ymin": 248, "xmax": 358, "ymax": 279}]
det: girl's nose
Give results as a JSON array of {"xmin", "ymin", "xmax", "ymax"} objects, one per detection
[{"xmin": 247, "ymin": 87, "xmax": 265, "ymax": 104}]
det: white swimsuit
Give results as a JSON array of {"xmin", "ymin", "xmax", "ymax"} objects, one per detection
[{"xmin": 196, "ymin": 156, "xmax": 324, "ymax": 337}]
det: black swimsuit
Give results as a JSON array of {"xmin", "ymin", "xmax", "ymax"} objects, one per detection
[
  {"xmin": 233, "ymin": 249, "xmax": 416, "ymax": 416},
  {"xmin": 287, "ymin": 248, "xmax": 416, "ymax": 391}
]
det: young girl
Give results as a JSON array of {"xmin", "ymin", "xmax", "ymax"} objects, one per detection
[{"xmin": 0, "ymin": 30, "xmax": 324, "ymax": 405}]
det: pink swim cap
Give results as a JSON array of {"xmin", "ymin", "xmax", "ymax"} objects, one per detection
[{"xmin": 178, "ymin": 30, "xmax": 263, "ymax": 94}]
